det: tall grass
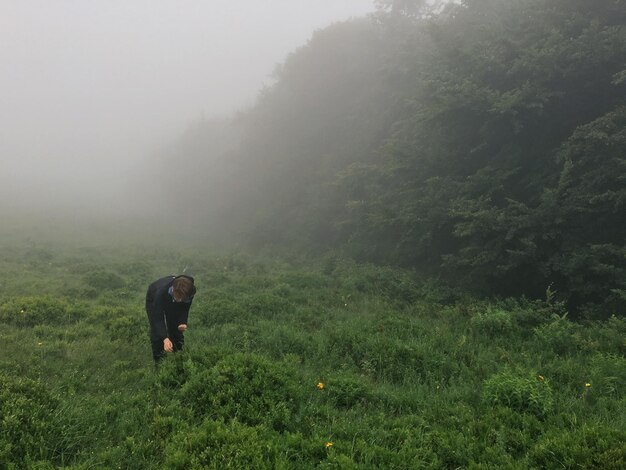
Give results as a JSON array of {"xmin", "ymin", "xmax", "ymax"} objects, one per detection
[{"xmin": 0, "ymin": 237, "xmax": 624, "ymax": 468}]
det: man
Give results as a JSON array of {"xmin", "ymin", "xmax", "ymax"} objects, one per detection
[{"xmin": 145, "ymin": 274, "xmax": 196, "ymax": 362}]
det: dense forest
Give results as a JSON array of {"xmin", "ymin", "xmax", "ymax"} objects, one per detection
[{"xmin": 155, "ymin": 0, "xmax": 626, "ymax": 317}]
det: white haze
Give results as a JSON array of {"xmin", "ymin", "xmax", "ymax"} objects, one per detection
[{"xmin": 0, "ymin": 0, "xmax": 374, "ymax": 217}]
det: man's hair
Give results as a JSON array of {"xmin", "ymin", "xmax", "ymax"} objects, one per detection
[{"xmin": 172, "ymin": 277, "xmax": 194, "ymax": 299}]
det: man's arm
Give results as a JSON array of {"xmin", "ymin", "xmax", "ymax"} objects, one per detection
[
  {"xmin": 177, "ymin": 299, "xmax": 193, "ymax": 332},
  {"xmin": 181, "ymin": 299, "xmax": 193, "ymax": 326}
]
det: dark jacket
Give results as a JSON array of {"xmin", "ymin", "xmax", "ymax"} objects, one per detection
[{"xmin": 145, "ymin": 275, "xmax": 196, "ymax": 342}]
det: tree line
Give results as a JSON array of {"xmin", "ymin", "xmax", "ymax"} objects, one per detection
[{"xmin": 153, "ymin": 0, "xmax": 626, "ymax": 317}]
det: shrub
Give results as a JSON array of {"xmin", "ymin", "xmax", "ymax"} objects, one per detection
[
  {"xmin": 584, "ymin": 315, "xmax": 626, "ymax": 355},
  {"xmin": 22, "ymin": 248, "xmax": 53, "ymax": 265},
  {"xmin": 326, "ymin": 375, "xmax": 373, "ymax": 409},
  {"xmin": 201, "ymin": 271, "xmax": 231, "ymax": 287},
  {"xmin": 82, "ymin": 271, "xmax": 125, "ymax": 290},
  {"xmin": 529, "ymin": 425, "xmax": 626, "ymax": 469},
  {"xmin": 368, "ymin": 334, "xmax": 457, "ymax": 385},
  {"xmin": 270, "ymin": 282, "xmax": 294, "ymax": 298},
  {"xmin": 366, "ymin": 337, "xmax": 429, "ymax": 384},
  {"xmin": 164, "ymin": 420, "xmax": 282, "ymax": 470},
  {"xmin": 477, "ymin": 405, "xmax": 543, "ymax": 459},
  {"xmin": 506, "ymin": 300, "xmax": 553, "ymax": 330},
  {"xmin": 323, "ymin": 322, "xmax": 369, "ymax": 367},
  {"xmin": 534, "ymin": 316, "xmax": 582, "ymax": 355},
  {"xmin": 470, "ymin": 308, "xmax": 515, "ymax": 336},
  {"xmin": 0, "ymin": 296, "xmax": 76, "ymax": 327},
  {"xmin": 483, "ymin": 371, "xmax": 553, "ymax": 417},
  {"xmin": 0, "ymin": 374, "xmax": 58, "ymax": 466},
  {"xmin": 180, "ymin": 353, "xmax": 302, "ymax": 431},
  {"xmin": 256, "ymin": 323, "xmax": 313, "ymax": 361},
  {"xmin": 194, "ymin": 295, "xmax": 247, "ymax": 326},
  {"xmin": 278, "ymin": 271, "xmax": 331, "ymax": 290},
  {"xmin": 338, "ymin": 264, "xmax": 420, "ymax": 304},
  {"xmin": 156, "ymin": 348, "xmax": 226, "ymax": 390},
  {"xmin": 105, "ymin": 311, "xmax": 144, "ymax": 341},
  {"xmin": 240, "ymin": 293, "xmax": 294, "ymax": 319},
  {"xmin": 115, "ymin": 260, "xmax": 154, "ymax": 277},
  {"xmin": 66, "ymin": 262, "xmax": 100, "ymax": 274},
  {"xmin": 589, "ymin": 353, "xmax": 626, "ymax": 399}
]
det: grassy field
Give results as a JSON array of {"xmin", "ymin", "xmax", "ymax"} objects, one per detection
[{"xmin": 0, "ymin": 230, "xmax": 625, "ymax": 468}]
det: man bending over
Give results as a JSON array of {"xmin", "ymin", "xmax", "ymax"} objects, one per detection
[{"xmin": 145, "ymin": 275, "xmax": 196, "ymax": 363}]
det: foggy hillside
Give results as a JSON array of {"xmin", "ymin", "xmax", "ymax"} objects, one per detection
[
  {"xmin": 2, "ymin": 2, "xmax": 626, "ymax": 468},
  {"xmin": 1, "ymin": 0, "xmax": 624, "ymax": 315},
  {"xmin": 148, "ymin": 0, "xmax": 626, "ymax": 317}
]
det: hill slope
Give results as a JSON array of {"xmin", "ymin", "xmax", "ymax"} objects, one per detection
[
  {"xmin": 1, "ymin": 236, "xmax": 625, "ymax": 468},
  {"xmin": 151, "ymin": 0, "xmax": 626, "ymax": 315}
]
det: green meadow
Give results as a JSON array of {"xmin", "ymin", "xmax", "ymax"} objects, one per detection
[{"xmin": 1, "ymin": 228, "xmax": 624, "ymax": 469}]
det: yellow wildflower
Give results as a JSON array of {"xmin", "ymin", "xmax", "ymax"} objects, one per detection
[
  {"xmin": 585, "ymin": 383, "xmax": 591, "ymax": 388},
  {"xmin": 316, "ymin": 382, "xmax": 325, "ymax": 390},
  {"xmin": 325, "ymin": 442, "xmax": 333, "ymax": 448}
]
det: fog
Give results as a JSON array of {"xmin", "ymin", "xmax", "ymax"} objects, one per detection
[{"xmin": 0, "ymin": 0, "xmax": 374, "ymax": 218}]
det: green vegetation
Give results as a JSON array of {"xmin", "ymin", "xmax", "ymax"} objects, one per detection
[
  {"xmin": 156, "ymin": 0, "xmax": 626, "ymax": 317},
  {"xmin": 2, "ymin": 1, "xmax": 624, "ymax": 467},
  {"xmin": 1, "ymin": 234, "xmax": 624, "ymax": 468}
]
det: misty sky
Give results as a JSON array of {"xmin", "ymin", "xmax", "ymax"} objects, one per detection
[{"xmin": 0, "ymin": 1, "xmax": 374, "ymax": 212}]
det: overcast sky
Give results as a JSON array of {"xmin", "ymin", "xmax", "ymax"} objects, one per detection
[{"xmin": 0, "ymin": 0, "xmax": 375, "ymax": 212}]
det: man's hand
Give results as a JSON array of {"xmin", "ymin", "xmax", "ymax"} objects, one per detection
[
  {"xmin": 163, "ymin": 338, "xmax": 174, "ymax": 353},
  {"xmin": 178, "ymin": 324, "xmax": 188, "ymax": 332}
]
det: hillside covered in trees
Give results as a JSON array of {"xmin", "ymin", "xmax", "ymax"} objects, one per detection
[{"xmin": 153, "ymin": 0, "xmax": 626, "ymax": 317}]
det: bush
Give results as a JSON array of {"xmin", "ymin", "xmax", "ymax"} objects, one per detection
[
  {"xmin": 483, "ymin": 371, "xmax": 553, "ymax": 417},
  {"xmin": 0, "ymin": 374, "xmax": 58, "ymax": 466},
  {"xmin": 22, "ymin": 248, "xmax": 53, "ymax": 265},
  {"xmin": 367, "ymin": 337, "xmax": 430, "ymax": 384},
  {"xmin": 323, "ymin": 322, "xmax": 369, "ymax": 367},
  {"xmin": 82, "ymin": 271, "xmax": 125, "ymax": 290},
  {"xmin": 338, "ymin": 264, "xmax": 420, "ymax": 304},
  {"xmin": 534, "ymin": 316, "xmax": 582, "ymax": 355},
  {"xmin": 0, "ymin": 296, "xmax": 77, "ymax": 327},
  {"xmin": 115, "ymin": 260, "xmax": 154, "ymax": 277},
  {"xmin": 240, "ymin": 293, "xmax": 294, "ymax": 319},
  {"xmin": 589, "ymin": 353, "xmax": 626, "ymax": 399},
  {"xmin": 156, "ymin": 348, "xmax": 226, "ymax": 390},
  {"xmin": 326, "ymin": 375, "xmax": 373, "ymax": 408},
  {"xmin": 180, "ymin": 353, "xmax": 302, "ymax": 430},
  {"xmin": 584, "ymin": 315, "xmax": 626, "ymax": 355},
  {"xmin": 470, "ymin": 308, "xmax": 515, "ymax": 336},
  {"xmin": 164, "ymin": 420, "xmax": 282, "ymax": 470},
  {"xmin": 194, "ymin": 295, "xmax": 247, "ymax": 326},
  {"xmin": 529, "ymin": 425, "xmax": 626, "ymax": 469},
  {"xmin": 504, "ymin": 299, "xmax": 553, "ymax": 330},
  {"xmin": 256, "ymin": 323, "xmax": 313, "ymax": 361},
  {"xmin": 477, "ymin": 406, "xmax": 543, "ymax": 459},
  {"xmin": 105, "ymin": 310, "xmax": 145, "ymax": 341},
  {"xmin": 278, "ymin": 271, "xmax": 331, "ymax": 290}
]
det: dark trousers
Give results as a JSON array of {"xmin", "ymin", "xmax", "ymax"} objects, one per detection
[{"xmin": 151, "ymin": 323, "xmax": 184, "ymax": 363}]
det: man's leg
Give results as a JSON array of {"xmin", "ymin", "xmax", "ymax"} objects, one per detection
[
  {"xmin": 147, "ymin": 303, "xmax": 165, "ymax": 364},
  {"xmin": 151, "ymin": 338, "xmax": 165, "ymax": 363}
]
